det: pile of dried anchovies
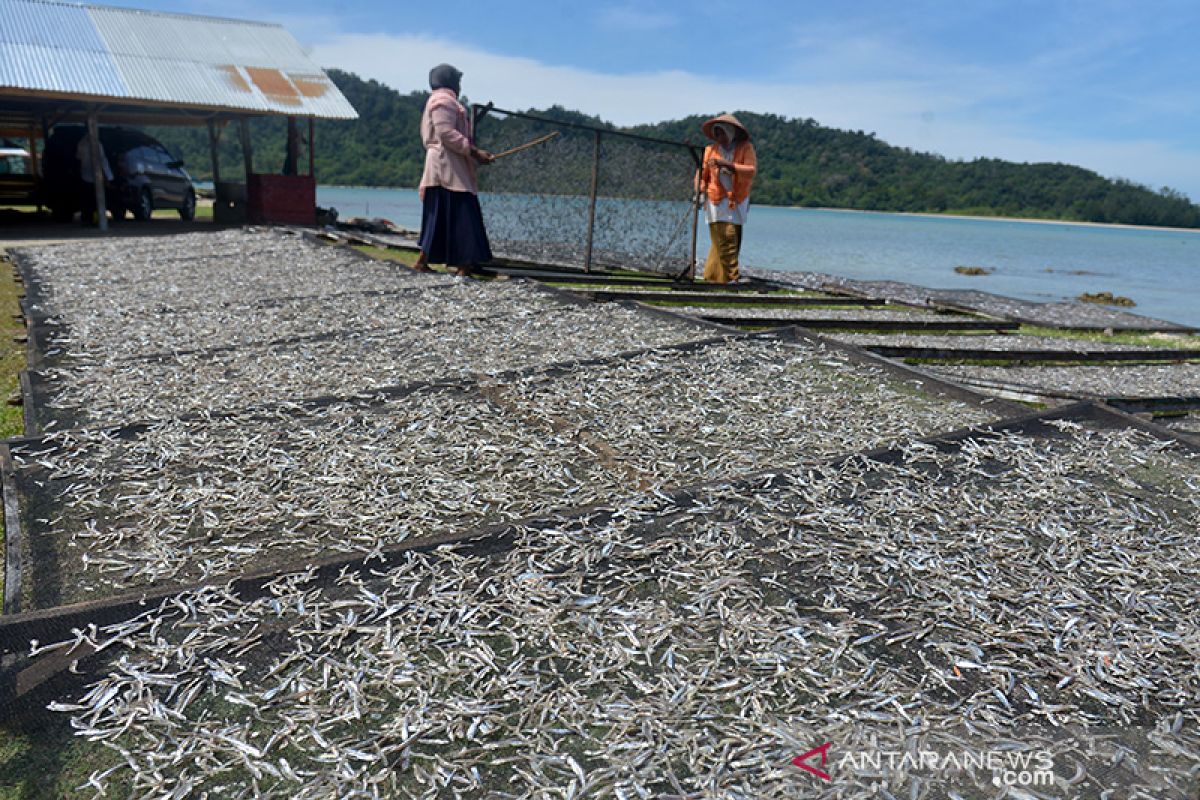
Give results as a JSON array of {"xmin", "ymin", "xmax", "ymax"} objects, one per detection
[
  {"xmin": 20, "ymin": 230, "xmax": 442, "ymax": 327},
  {"xmin": 15, "ymin": 337, "xmax": 988, "ymax": 604},
  {"xmin": 34, "ymin": 300, "xmax": 712, "ymax": 428},
  {"xmin": 498, "ymin": 337, "xmax": 991, "ymax": 483},
  {"xmin": 13, "ymin": 229, "xmax": 1198, "ymax": 798},
  {"xmin": 12, "ymin": 230, "xmax": 995, "ymax": 607},
  {"xmin": 16, "ymin": 387, "xmax": 627, "ymax": 602},
  {"xmin": 40, "ymin": 423, "xmax": 1200, "ymax": 799},
  {"xmin": 34, "ymin": 281, "xmax": 555, "ymax": 365}
]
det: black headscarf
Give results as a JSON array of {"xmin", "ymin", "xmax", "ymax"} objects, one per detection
[{"xmin": 429, "ymin": 64, "xmax": 462, "ymax": 94}]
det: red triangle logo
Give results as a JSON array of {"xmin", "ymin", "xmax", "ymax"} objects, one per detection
[{"xmin": 792, "ymin": 742, "xmax": 832, "ymax": 781}]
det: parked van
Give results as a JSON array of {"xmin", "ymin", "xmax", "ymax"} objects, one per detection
[{"xmin": 41, "ymin": 126, "xmax": 196, "ymax": 221}]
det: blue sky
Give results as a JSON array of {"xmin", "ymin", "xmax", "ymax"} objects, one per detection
[{"xmin": 103, "ymin": 0, "xmax": 1200, "ymax": 201}]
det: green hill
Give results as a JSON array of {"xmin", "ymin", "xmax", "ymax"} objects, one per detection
[
  {"xmin": 630, "ymin": 114, "xmax": 1200, "ymax": 226},
  {"xmin": 148, "ymin": 68, "xmax": 1200, "ymax": 228}
]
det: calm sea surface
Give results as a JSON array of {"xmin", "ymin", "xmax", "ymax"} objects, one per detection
[{"xmin": 317, "ymin": 185, "xmax": 1200, "ymax": 328}]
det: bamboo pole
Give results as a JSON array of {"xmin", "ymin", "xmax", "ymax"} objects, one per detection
[{"xmin": 491, "ymin": 131, "xmax": 559, "ymax": 160}]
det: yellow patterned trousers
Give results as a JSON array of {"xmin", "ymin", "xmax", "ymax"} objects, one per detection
[{"xmin": 703, "ymin": 222, "xmax": 743, "ymax": 284}]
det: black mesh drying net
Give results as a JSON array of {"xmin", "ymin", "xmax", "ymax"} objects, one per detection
[{"xmin": 472, "ymin": 106, "xmax": 703, "ymax": 275}]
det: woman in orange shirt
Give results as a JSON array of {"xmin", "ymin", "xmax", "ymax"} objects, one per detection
[{"xmin": 697, "ymin": 114, "xmax": 756, "ymax": 283}]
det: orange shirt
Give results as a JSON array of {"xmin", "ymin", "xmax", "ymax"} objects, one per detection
[{"xmin": 699, "ymin": 140, "xmax": 757, "ymax": 207}]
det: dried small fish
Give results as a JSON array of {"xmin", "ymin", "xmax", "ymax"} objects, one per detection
[{"xmin": 12, "ymin": 229, "xmax": 1198, "ymax": 800}]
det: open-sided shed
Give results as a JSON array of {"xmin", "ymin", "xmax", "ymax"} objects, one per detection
[{"xmin": 0, "ymin": 0, "xmax": 357, "ymax": 228}]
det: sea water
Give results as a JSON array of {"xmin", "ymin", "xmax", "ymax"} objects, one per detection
[{"xmin": 316, "ymin": 185, "xmax": 1200, "ymax": 328}]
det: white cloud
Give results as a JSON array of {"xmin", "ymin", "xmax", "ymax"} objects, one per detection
[
  {"xmin": 595, "ymin": 5, "xmax": 677, "ymax": 32},
  {"xmin": 310, "ymin": 33, "xmax": 962, "ymax": 129},
  {"xmin": 310, "ymin": 33, "xmax": 1200, "ymax": 200}
]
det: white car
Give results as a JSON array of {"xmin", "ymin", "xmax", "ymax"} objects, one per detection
[{"xmin": 0, "ymin": 142, "xmax": 38, "ymax": 205}]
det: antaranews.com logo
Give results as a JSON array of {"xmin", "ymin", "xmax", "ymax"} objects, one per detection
[
  {"xmin": 793, "ymin": 741, "xmax": 1056, "ymax": 790},
  {"xmin": 787, "ymin": 726, "xmax": 1198, "ymax": 798}
]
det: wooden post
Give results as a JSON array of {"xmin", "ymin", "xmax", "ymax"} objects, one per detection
[
  {"xmin": 26, "ymin": 124, "xmax": 38, "ymax": 178},
  {"xmin": 283, "ymin": 116, "xmax": 297, "ymax": 175},
  {"xmin": 85, "ymin": 109, "xmax": 107, "ymax": 232},
  {"xmin": 583, "ymin": 130, "xmax": 601, "ymax": 274},
  {"xmin": 207, "ymin": 119, "xmax": 222, "ymax": 186},
  {"xmin": 238, "ymin": 118, "xmax": 253, "ymax": 179},
  {"xmin": 690, "ymin": 187, "xmax": 700, "ymax": 281},
  {"xmin": 308, "ymin": 117, "xmax": 315, "ymax": 178},
  {"xmin": 28, "ymin": 123, "xmax": 41, "ymax": 212}
]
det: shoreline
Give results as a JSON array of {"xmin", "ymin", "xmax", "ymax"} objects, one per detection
[
  {"xmin": 210, "ymin": 181, "xmax": 1200, "ymax": 235},
  {"xmin": 777, "ymin": 205, "xmax": 1200, "ymax": 234}
]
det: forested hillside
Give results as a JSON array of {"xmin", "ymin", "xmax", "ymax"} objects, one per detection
[
  {"xmin": 149, "ymin": 69, "xmax": 1200, "ymax": 228},
  {"xmin": 631, "ymin": 115, "xmax": 1200, "ymax": 226}
]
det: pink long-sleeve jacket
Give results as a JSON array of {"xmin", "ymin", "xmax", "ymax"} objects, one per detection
[{"xmin": 418, "ymin": 87, "xmax": 478, "ymax": 198}]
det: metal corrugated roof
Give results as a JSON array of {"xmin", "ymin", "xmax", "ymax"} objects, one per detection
[{"xmin": 0, "ymin": 0, "xmax": 357, "ymax": 119}]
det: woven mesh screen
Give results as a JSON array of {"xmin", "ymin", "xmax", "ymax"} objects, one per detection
[{"xmin": 473, "ymin": 108, "xmax": 701, "ymax": 275}]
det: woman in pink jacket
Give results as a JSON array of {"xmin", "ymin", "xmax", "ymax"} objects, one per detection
[{"xmin": 413, "ymin": 64, "xmax": 494, "ymax": 276}]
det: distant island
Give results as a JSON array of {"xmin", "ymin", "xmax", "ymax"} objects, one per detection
[{"xmin": 149, "ymin": 69, "xmax": 1200, "ymax": 229}]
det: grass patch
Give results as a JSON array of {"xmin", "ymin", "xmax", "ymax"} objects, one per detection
[
  {"xmin": 499, "ymin": 272, "xmax": 814, "ymax": 293},
  {"xmin": 634, "ymin": 288, "xmax": 818, "ymax": 297},
  {"xmin": 641, "ymin": 298, "xmax": 877, "ymax": 310},
  {"xmin": 0, "ymin": 259, "xmax": 25, "ymax": 438},
  {"xmin": 906, "ymin": 356, "xmax": 1195, "ymax": 367},
  {"xmin": 147, "ymin": 204, "xmax": 212, "ymax": 221},
  {"xmin": 816, "ymin": 325, "xmax": 1002, "ymax": 335},
  {"xmin": 351, "ymin": 244, "xmax": 420, "ymax": 268},
  {"xmin": 582, "ymin": 266, "xmax": 689, "ymax": 279},
  {"xmin": 0, "ymin": 253, "xmax": 25, "ymax": 603},
  {"xmin": 541, "ymin": 282, "xmax": 667, "ymax": 291},
  {"xmin": 540, "ymin": 282, "xmax": 818, "ymax": 295},
  {"xmin": 1019, "ymin": 326, "xmax": 1200, "ymax": 349},
  {"xmin": 0, "ymin": 253, "xmax": 25, "ymax": 606},
  {"xmin": 715, "ymin": 323, "xmax": 790, "ymax": 331},
  {"xmin": 0, "ymin": 719, "xmax": 123, "ymax": 800}
]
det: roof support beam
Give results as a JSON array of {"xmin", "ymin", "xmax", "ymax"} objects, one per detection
[
  {"xmin": 238, "ymin": 117, "xmax": 253, "ymax": 179},
  {"xmin": 26, "ymin": 122, "xmax": 38, "ymax": 177},
  {"xmin": 85, "ymin": 108, "xmax": 108, "ymax": 232},
  {"xmin": 283, "ymin": 116, "xmax": 298, "ymax": 175},
  {"xmin": 207, "ymin": 119, "xmax": 223, "ymax": 186}
]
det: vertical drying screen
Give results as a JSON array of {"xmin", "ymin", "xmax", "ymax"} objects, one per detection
[{"xmin": 474, "ymin": 107, "xmax": 701, "ymax": 275}]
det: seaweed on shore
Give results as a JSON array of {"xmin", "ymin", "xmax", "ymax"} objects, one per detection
[
  {"xmin": 1078, "ymin": 291, "xmax": 1136, "ymax": 307},
  {"xmin": 954, "ymin": 265, "xmax": 994, "ymax": 276}
]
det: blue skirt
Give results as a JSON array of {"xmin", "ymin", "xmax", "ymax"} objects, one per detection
[{"xmin": 418, "ymin": 187, "xmax": 492, "ymax": 267}]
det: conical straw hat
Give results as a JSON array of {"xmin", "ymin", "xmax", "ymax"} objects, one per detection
[{"xmin": 701, "ymin": 113, "xmax": 750, "ymax": 141}]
